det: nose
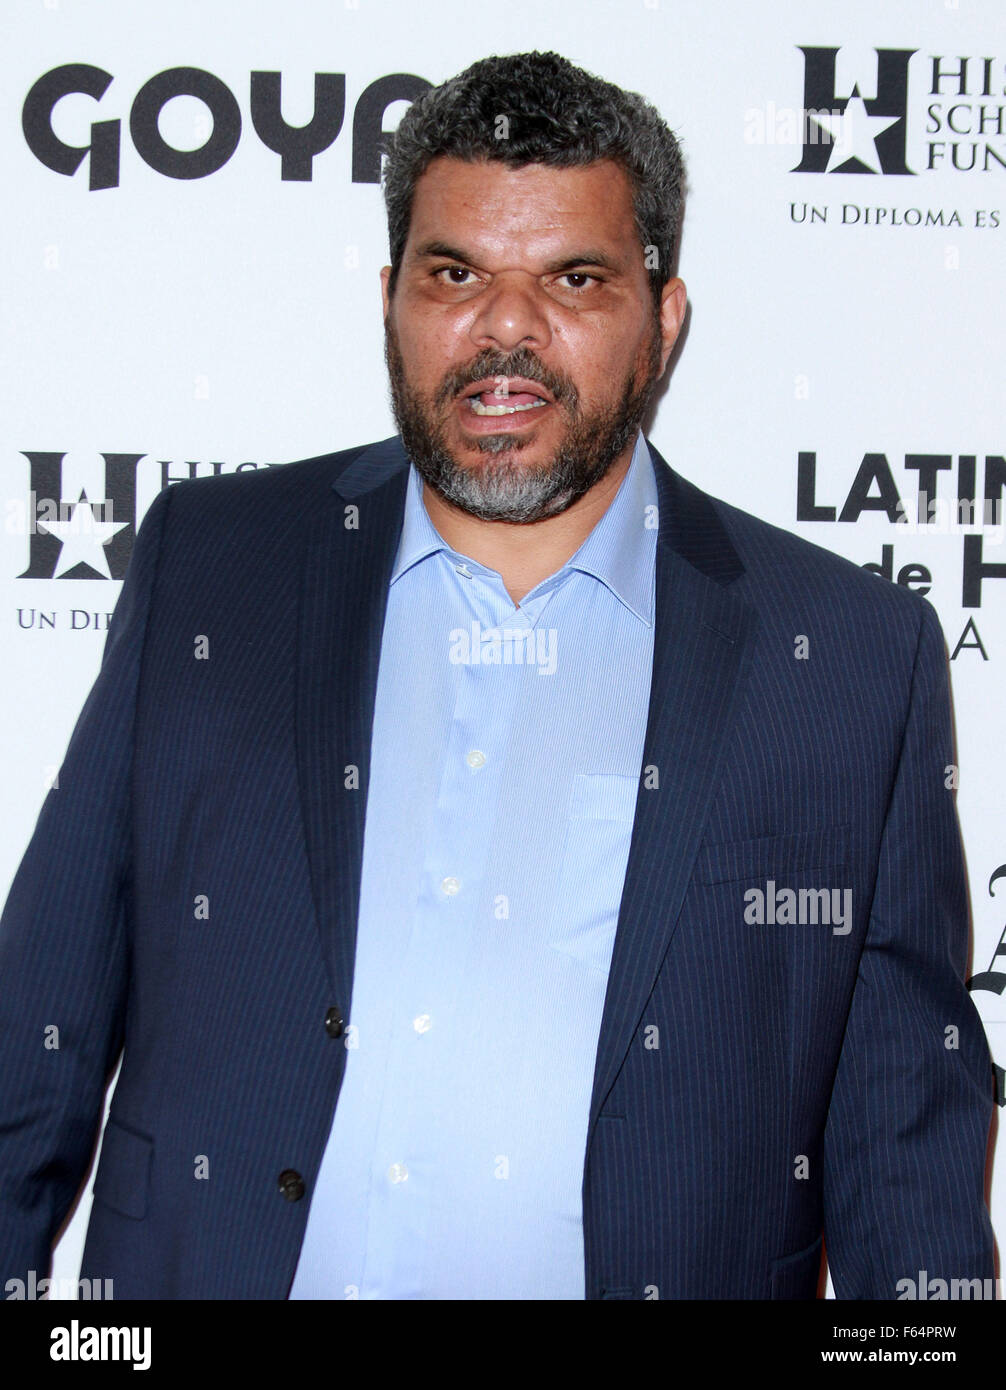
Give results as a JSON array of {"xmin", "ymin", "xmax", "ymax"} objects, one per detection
[{"xmin": 468, "ymin": 273, "xmax": 552, "ymax": 354}]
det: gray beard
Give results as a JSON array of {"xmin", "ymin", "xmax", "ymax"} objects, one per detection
[{"xmin": 384, "ymin": 322, "xmax": 660, "ymax": 524}]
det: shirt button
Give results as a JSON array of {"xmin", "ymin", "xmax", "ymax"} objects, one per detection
[
  {"xmin": 466, "ymin": 749, "xmax": 486, "ymax": 770},
  {"xmin": 388, "ymin": 1163, "xmax": 409, "ymax": 1184},
  {"xmin": 278, "ymin": 1169, "xmax": 305, "ymax": 1202},
  {"xmin": 413, "ymin": 1013, "xmax": 432, "ymax": 1034},
  {"xmin": 455, "ymin": 563, "xmax": 473, "ymax": 577},
  {"xmin": 441, "ymin": 876, "xmax": 460, "ymax": 896}
]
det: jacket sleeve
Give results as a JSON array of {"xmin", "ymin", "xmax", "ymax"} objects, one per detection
[
  {"xmin": 0, "ymin": 482, "xmax": 173, "ymax": 1287},
  {"xmin": 822, "ymin": 597, "xmax": 996, "ymax": 1299}
]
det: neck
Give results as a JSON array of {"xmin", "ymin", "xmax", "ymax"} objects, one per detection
[{"xmin": 420, "ymin": 443, "xmax": 636, "ymax": 606}]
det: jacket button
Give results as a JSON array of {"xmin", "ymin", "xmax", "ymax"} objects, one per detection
[
  {"xmin": 278, "ymin": 1169, "xmax": 305, "ymax": 1202},
  {"xmin": 325, "ymin": 1006, "xmax": 345, "ymax": 1039}
]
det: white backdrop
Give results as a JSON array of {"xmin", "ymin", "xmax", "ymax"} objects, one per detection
[{"xmin": 2, "ymin": 0, "xmax": 1003, "ymax": 1298}]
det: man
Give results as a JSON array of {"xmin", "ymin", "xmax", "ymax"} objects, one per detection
[{"xmin": 0, "ymin": 52, "xmax": 995, "ymax": 1300}]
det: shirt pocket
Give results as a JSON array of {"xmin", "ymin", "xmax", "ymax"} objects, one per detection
[{"xmin": 548, "ymin": 772, "xmax": 640, "ymax": 973}]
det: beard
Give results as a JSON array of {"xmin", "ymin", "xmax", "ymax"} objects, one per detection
[{"xmin": 384, "ymin": 314, "xmax": 662, "ymax": 523}]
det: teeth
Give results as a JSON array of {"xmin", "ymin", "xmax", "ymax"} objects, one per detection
[{"xmin": 468, "ymin": 397, "xmax": 549, "ymax": 416}]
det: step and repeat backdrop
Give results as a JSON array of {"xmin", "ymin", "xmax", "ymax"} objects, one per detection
[{"xmin": 2, "ymin": 0, "xmax": 1003, "ymax": 1297}]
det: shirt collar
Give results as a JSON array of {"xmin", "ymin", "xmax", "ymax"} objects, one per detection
[{"xmin": 390, "ymin": 430, "xmax": 657, "ymax": 625}]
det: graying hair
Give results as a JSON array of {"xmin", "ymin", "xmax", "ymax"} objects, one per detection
[{"xmin": 382, "ymin": 51, "xmax": 685, "ymax": 305}]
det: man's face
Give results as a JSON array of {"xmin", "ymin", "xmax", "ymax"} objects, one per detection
[{"xmin": 381, "ymin": 156, "xmax": 686, "ymax": 523}]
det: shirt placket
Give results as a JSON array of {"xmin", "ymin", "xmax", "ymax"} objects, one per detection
[{"xmin": 360, "ymin": 560, "xmax": 546, "ymax": 1296}]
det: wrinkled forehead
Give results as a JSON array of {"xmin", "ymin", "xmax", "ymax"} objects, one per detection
[{"xmin": 403, "ymin": 156, "xmax": 640, "ymax": 270}]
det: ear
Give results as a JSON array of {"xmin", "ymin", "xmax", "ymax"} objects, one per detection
[
  {"xmin": 380, "ymin": 265, "xmax": 392, "ymax": 321},
  {"xmin": 657, "ymin": 277, "xmax": 687, "ymax": 373}
]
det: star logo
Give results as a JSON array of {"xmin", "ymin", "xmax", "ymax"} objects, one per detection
[
  {"xmin": 808, "ymin": 87, "xmax": 901, "ymax": 174},
  {"xmin": 36, "ymin": 490, "xmax": 130, "ymax": 579}
]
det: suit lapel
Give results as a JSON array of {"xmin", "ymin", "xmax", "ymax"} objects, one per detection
[
  {"xmin": 295, "ymin": 436, "xmax": 410, "ymax": 1004},
  {"xmin": 586, "ymin": 444, "xmax": 757, "ymax": 1133}
]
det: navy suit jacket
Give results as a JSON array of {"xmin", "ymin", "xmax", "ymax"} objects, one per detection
[{"xmin": 0, "ymin": 435, "xmax": 995, "ymax": 1299}]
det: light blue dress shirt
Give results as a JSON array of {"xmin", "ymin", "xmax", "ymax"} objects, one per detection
[{"xmin": 290, "ymin": 431, "xmax": 658, "ymax": 1299}]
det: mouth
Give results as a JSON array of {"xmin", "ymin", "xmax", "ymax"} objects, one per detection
[{"xmin": 459, "ymin": 377, "xmax": 555, "ymax": 418}]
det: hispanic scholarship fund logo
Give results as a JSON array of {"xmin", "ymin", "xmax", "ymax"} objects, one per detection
[
  {"xmin": 745, "ymin": 46, "xmax": 1005, "ymax": 230},
  {"xmin": 7, "ymin": 452, "xmax": 274, "ymax": 635}
]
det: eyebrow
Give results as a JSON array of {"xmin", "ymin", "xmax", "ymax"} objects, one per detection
[{"xmin": 412, "ymin": 240, "xmax": 623, "ymax": 274}]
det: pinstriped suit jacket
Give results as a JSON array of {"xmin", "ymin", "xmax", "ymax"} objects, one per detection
[{"xmin": 0, "ymin": 435, "xmax": 995, "ymax": 1298}]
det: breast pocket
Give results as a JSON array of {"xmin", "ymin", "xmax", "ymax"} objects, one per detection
[
  {"xmin": 548, "ymin": 772, "xmax": 640, "ymax": 973},
  {"xmin": 693, "ymin": 824, "xmax": 849, "ymax": 887}
]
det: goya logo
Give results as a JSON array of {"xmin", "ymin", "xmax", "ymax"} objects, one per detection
[{"xmin": 22, "ymin": 65, "xmax": 430, "ymax": 189}]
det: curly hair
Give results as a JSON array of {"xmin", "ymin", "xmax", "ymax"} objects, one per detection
[{"xmin": 382, "ymin": 51, "xmax": 685, "ymax": 305}]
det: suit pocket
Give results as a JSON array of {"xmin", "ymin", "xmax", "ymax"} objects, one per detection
[
  {"xmin": 91, "ymin": 1117, "xmax": 154, "ymax": 1220},
  {"xmin": 548, "ymin": 773, "xmax": 639, "ymax": 973},
  {"xmin": 694, "ymin": 825, "xmax": 849, "ymax": 886},
  {"xmin": 769, "ymin": 1233, "xmax": 824, "ymax": 1299}
]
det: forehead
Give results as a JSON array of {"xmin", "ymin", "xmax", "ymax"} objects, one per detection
[{"xmin": 404, "ymin": 156, "xmax": 639, "ymax": 265}]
